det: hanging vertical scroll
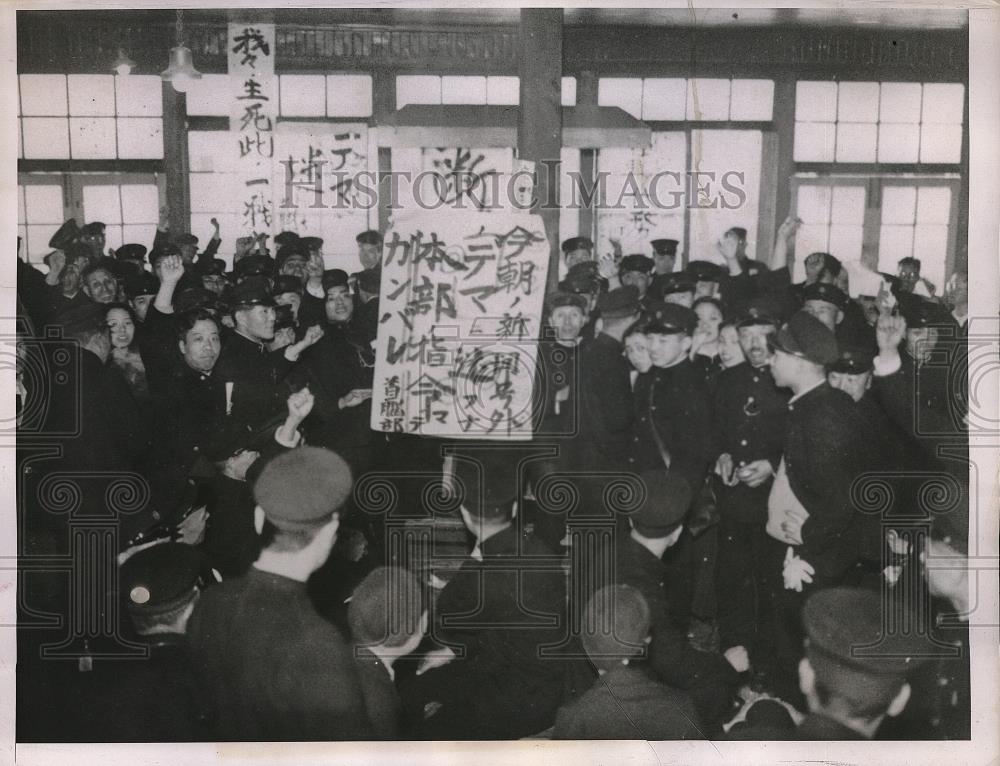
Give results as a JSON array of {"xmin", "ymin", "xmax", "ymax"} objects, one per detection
[{"xmin": 228, "ymin": 23, "xmax": 276, "ymax": 242}]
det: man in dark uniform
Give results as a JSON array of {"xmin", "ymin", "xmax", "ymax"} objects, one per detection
[
  {"xmin": 56, "ymin": 543, "xmax": 215, "ymax": 741},
  {"xmin": 648, "ymin": 238, "xmax": 679, "ymax": 299},
  {"xmin": 826, "ymin": 346, "xmax": 927, "ymax": 582},
  {"xmin": 400, "ymin": 449, "xmax": 579, "ymax": 740},
  {"xmin": 529, "ymin": 290, "xmax": 589, "ymax": 548},
  {"xmin": 187, "ymin": 447, "xmax": 374, "ymax": 741},
  {"xmin": 872, "ymin": 294, "xmax": 966, "ymax": 480},
  {"xmin": 618, "ymin": 254, "xmax": 656, "ymax": 313},
  {"xmin": 558, "ymin": 260, "xmax": 604, "ymax": 339},
  {"xmin": 711, "ymin": 309, "xmax": 789, "ymax": 672},
  {"xmin": 600, "ymin": 471, "xmax": 742, "ymax": 728},
  {"xmin": 802, "ymin": 281, "xmax": 874, "ymax": 353},
  {"xmin": 561, "ymin": 236, "xmax": 594, "ymax": 270},
  {"xmin": 80, "ymin": 221, "xmax": 107, "ymax": 260},
  {"xmin": 654, "ymin": 272, "xmax": 696, "ymax": 308},
  {"xmin": 199, "ymin": 258, "xmax": 229, "ymax": 296},
  {"xmin": 729, "ymin": 587, "xmax": 932, "ymax": 739},
  {"xmin": 722, "ymin": 226, "xmax": 770, "ymax": 277},
  {"xmin": 553, "ymin": 584, "xmax": 706, "ymax": 740},
  {"xmin": 765, "ymin": 310, "xmax": 874, "ymax": 703},
  {"xmin": 349, "ymin": 566, "xmax": 427, "ymax": 739},
  {"xmin": 288, "ymin": 269, "xmax": 376, "ymax": 475},
  {"xmin": 686, "ymin": 260, "xmax": 725, "ymax": 300},
  {"xmin": 213, "ymin": 279, "xmax": 323, "ymax": 432},
  {"xmin": 628, "ymin": 303, "xmax": 714, "ymax": 632},
  {"xmin": 356, "ymin": 229, "xmax": 383, "ymax": 272},
  {"xmin": 796, "ymin": 587, "xmax": 931, "ymax": 738},
  {"xmin": 146, "ymin": 309, "xmax": 225, "ymax": 513},
  {"xmin": 115, "ymin": 242, "xmax": 148, "ymax": 274}
]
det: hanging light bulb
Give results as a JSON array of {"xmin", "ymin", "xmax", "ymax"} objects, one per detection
[
  {"xmin": 161, "ymin": 10, "xmax": 201, "ymax": 93},
  {"xmin": 111, "ymin": 47, "xmax": 136, "ymax": 77}
]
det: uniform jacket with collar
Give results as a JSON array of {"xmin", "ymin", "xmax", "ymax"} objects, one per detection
[
  {"xmin": 712, "ymin": 362, "xmax": 790, "ymax": 525},
  {"xmin": 782, "ymin": 383, "xmax": 870, "ymax": 586},
  {"xmin": 553, "ymin": 664, "xmax": 705, "ymax": 740},
  {"xmin": 187, "ymin": 567, "xmax": 373, "ymax": 741}
]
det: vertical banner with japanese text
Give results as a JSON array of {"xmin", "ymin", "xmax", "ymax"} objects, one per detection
[
  {"xmin": 371, "ymin": 210, "xmax": 550, "ymax": 440},
  {"xmin": 228, "ymin": 23, "xmax": 276, "ymax": 241},
  {"xmin": 273, "ymin": 121, "xmax": 372, "ymax": 270}
]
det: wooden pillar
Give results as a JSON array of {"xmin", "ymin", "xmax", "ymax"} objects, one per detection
[
  {"xmin": 372, "ymin": 69, "xmax": 395, "ymax": 236},
  {"xmin": 954, "ymin": 81, "xmax": 970, "ymax": 275},
  {"xmin": 162, "ymin": 81, "xmax": 191, "ymax": 234},
  {"xmin": 771, "ymin": 75, "xmax": 796, "ymax": 268},
  {"xmin": 518, "ymin": 8, "xmax": 563, "ymax": 296},
  {"xmin": 577, "ymin": 70, "xmax": 598, "ymax": 244}
]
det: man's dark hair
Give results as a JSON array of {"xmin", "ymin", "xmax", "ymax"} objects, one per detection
[
  {"xmin": 258, "ymin": 518, "xmax": 327, "ymax": 553},
  {"xmin": 898, "ymin": 257, "xmax": 922, "ymax": 272},
  {"xmin": 176, "ymin": 308, "xmax": 221, "ymax": 342},
  {"xmin": 80, "ymin": 262, "xmax": 116, "ymax": 285}
]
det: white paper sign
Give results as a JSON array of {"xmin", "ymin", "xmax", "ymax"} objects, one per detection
[{"xmin": 371, "ymin": 210, "xmax": 551, "ymax": 439}]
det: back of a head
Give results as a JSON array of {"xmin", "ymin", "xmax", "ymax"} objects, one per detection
[
  {"xmin": 803, "ymin": 587, "xmax": 931, "ymax": 719},
  {"xmin": 582, "ymin": 584, "xmax": 651, "ymax": 670},
  {"xmin": 451, "ymin": 451, "xmax": 518, "ymax": 525},
  {"xmin": 254, "ymin": 447, "xmax": 353, "ymax": 551},
  {"xmin": 348, "ymin": 566, "xmax": 424, "ymax": 649}
]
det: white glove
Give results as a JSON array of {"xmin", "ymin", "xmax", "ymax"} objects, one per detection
[{"xmin": 782, "ymin": 546, "xmax": 815, "ymax": 592}]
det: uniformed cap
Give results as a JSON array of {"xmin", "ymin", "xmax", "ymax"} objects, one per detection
[
  {"xmin": 737, "ymin": 294, "xmax": 787, "ymax": 328},
  {"xmin": 273, "ymin": 231, "xmax": 301, "ymax": 247},
  {"xmin": 898, "ymin": 293, "xmax": 952, "ymax": 328},
  {"xmin": 629, "ymin": 470, "xmax": 692, "ymax": 537},
  {"xmin": 254, "ymin": 447, "xmax": 353, "ymax": 529},
  {"xmin": 200, "ymin": 258, "xmax": 227, "ymax": 277},
  {"xmin": 174, "ymin": 233, "xmax": 199, "ymax": 247},
  {"xmin": 272, "ymin": 274, "xmax": 303, "ymax": 296},
  {"xmin": 322, "ymin": 269, "xmax": 350, "ymax": 291},
  {"xmin": 619, "ymin": 254, "xmax": 654, "ymax": 275},
  {"xmin": 560, "ymin": 260, "xmax": 602, "ymax": 295},
  {"xmin": 770, "ymin": 310, "xmax": 839, "ymax": 366},
  {"xmin": 148, "ymin": 243, "xmax": 181, "ymax": 265},
  {"xmin": 582, "ymin": 584, "xmax": 651, "ymax": 663},
  {"xmin": 451, "ymin": 451, "xmax": 519, "ymax": 521},
  {"xmin": 356, "ymin": 268, "xmax": 381, "ymax": 294},
  {"xmin": 737, "ymin": 307, "xmax": 779, "ymax": 330},
  {"xmin": 120, "ymin": 542, "xmax": 209, "ymax": 617},
  {"xmin": 546, "ymin": 290, "xmax": 588, "ymax": 314},
  {"xmin": 233, "ymin": 254, "xmax": 274, "ymax": 279},
  {"xmin": 356, "ymin": 230, "xmax": 383, "ymax": 246},
  {"xmin": 597, "ymin": 286, "xmax": 641, "ymax": 319},
  {"xmin": 803, "ymin": 587, "xmax": 932, "ymax": 712},
  {"xmin": 650, "ymin": 239, "xmax": 678, "ymax": 257},
  {"xmin": 174, "ymin": 286, "xmax": 218, "ymax": 314},
  {"xmin": 106, "ymin": 257, "xmax": 139, "ymax": 282},
  {"xmin": 803, "ymin": 282, "xmax": 850, "ymax": 311},
  {"xmin": 561, "ymin": 236, "xmax": 593, "ymax": 254},
  {"xmin": 686, "ymin": 260, "xmax": 725, "ymax": 282},
  {"xmin": 726, "ymin": 227, "xmax": 748, "ymax": 241},
  {"xmin": 645, "ymin": 302, "xmax": 696, "ymax": 335},
  {"xmin": 300, "ymin": 236, "xmax": 324, "ymax": 251},
  {"xmin": 80, "ymin": 221, "xmax": 106, "ymax": 236},
  {"xmin": 828, "ymin": 347, "xmax": 874, "ymax": 375},
  {"xmin": 116, "ymin": 243, "xmax": 148, "ymax": 263},
  {"xmin": 654, "ymin": 272, "xmax": 695, "ymax": 297},
  {"xmin": 227, "ymin": 278, "xmax": 276, "ymax": 310},
  {"xmin": 124, "ymin": 270, "xmax": 160, "ymax": 299},
  {"xmin": 275, "ymin": 243, "xmax": 310, "ymax": 271},
  {"xmin": 49, "ymin": 219, "xmax": 80, "ymax": 250}
]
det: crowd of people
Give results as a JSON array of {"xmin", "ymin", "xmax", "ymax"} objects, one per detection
[{"xmin": 15, "ymin": 208, "xmax": 973, "ymax": 742}]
